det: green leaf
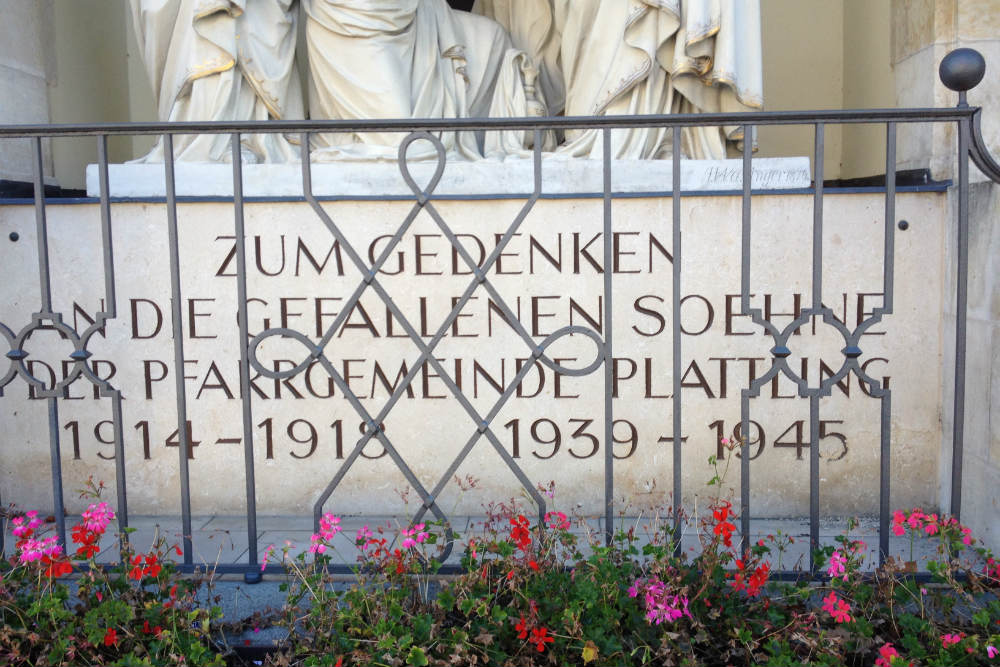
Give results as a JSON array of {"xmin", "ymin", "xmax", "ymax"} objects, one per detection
[{"xmin": 407, "ymin": 646, "xmax": 429, "ymax": 667}]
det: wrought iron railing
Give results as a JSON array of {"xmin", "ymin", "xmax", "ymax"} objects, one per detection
[{"xmin": 1, "ymin": 48, "xmax": 998, "ymax": 582}]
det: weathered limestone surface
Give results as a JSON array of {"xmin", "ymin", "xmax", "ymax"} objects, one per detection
[
  {"xmin": 84, "ymin": 158, "xmax": 811, "ymax": 198},
  {"xmin": 0, "ymin": 191, "xmax": 947, "ymax": 522}
]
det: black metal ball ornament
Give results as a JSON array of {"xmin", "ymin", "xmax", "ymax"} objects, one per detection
[{"xmin": 939, "ymin": 48, "xmax": 986, "ymax": 92}]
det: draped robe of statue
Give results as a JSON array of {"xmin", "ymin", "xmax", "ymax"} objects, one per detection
[
  {"xmin": 129, "ymin": 0, "xmax": 304, "ymax": 163},
  {"xmin": 302, "ymin": 0, "xmax": 549, "ymax": 160},
  {"xmin": 473, "ymin": 0, "xmax": 764, "ymax": 159}
]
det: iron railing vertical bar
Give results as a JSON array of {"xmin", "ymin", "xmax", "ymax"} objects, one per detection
[
  {"xmin": 32, "ymin": 137, "xmax": 67, "ymax": 546},
  {"xmin": 164, "ymin": 135, "xmax": 194, "ymax": 564},
  {"xmin": 97, "ymin": 135, "xmax": 129, "ymax": 539},
  {"xmin": 951, "ymin": 114, "xmax": 970, "ymax": 519},
  {"xmin": 671, "ymin": 125, "xmax": 682, "ymax": 556},
  {"xmin": 47, "ymin": 397, "xmax": 66, "ymax": 546},
  {"xmin": 879, "ymin": 123, "xmax": 897, "ymax": 564},
  {"xmin": 740, "ymin": 125, "xmax": 753, "ymax": 556},
  {"xmin": 231, "ymin": 133, "xmax": 260, "ymax": 580},
  {"xmin": 602, "ymin": 128, "xmax": 614, "ymax": 545},
  {"xmin": 809, "ymin": 123, "xmax": 826, "ymax": 573},
  {"xmin": 32, "ymin": 138, "xmax": 53, "ymax": 312}
]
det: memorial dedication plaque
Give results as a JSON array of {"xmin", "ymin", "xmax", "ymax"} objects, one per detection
[{"xmin": 0, "ymin": 187, "xmax": 946, "ymax": 520}]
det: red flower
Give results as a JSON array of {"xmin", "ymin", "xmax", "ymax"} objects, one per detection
[
  {"xmin": 711, "ymin": 502, "xmax": 737, "ymax": 547},
  {"xmin": 530, "ymin": 627, "xmax": 554, "ymax": 652},
  {"xmin": 129, "ymin": 555, "xmax": 145, "ymax": 580},
  {"xmin": 528, "ymin": 559, "xmax": 539, "ymax": 571},
  {"xmin": 43, "ymin": 557, "xmax": 73, "ymax": 578},
  {"xmin": 103, "ymin": 627, "xmax": 118, "ymax": 647},
  {"xmin": 509, "ymin": 515, "xmax": 532, "ymax": 550},
  {"xmin": 515, "ymin": 615, "xmax": 528, "ymax": 639},
  {"xmin": 144, "ymin": 553, "xmax": 162, "ymax": 578}
]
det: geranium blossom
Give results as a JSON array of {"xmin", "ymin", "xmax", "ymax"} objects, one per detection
[
  {"xmin": 986, "ymin": 645, "xmax": 998, "ymax": 659},
  {"xmin": 875, "ymin": 643, "xmax": 901, "ymax": 667},
  {"xmin": 544, "ymin": 511, "xmax": 570, "ymax": 530},
  {"xmin": 712, "ymin": 501, "xmax": 736, "ymax": 548},
  {"xmin": 510, "ymin": 515, "xmax": 532, "ymax": 550},
  {"xmin": 530, "ymin": 627, "xmax": 554, "ymax": 652},
  {"xmin": 827, "ymin": 550, "xmax": 848, "ymax": 580},
  {"xmin": 401, "ymin": 523, "xmax": 429, "ymax": 549},
  {"xmin": 941, "ymin": 633, "xmax": 964, "ymax": 648},
  {"xmin": 821, "ymin": 591, "xmax": 852, "ymax": 623},
  {"xmin": 18, "ymin": 535, "xmax": 62, "ymax": 564},
  {"xmin": 630, "ymin": 577, "xmax": 692, "ymax": 625},
  {"xmin": 81, "ymin": 501, "xmax": 115, "ymax": 534}
]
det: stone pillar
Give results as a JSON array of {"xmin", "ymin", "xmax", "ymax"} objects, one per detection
[
  {"xmin": 892, "ymin": 0, "xmax": 1000, "ymax": 549},
  {"xmin": 0, "ymin": 0, "xmax": 55, "ymax": 189}
]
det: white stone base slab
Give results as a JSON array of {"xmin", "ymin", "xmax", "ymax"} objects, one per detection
[{"xmin": 85, "ymin": 157, "xmax": 811, "ymax": 198}]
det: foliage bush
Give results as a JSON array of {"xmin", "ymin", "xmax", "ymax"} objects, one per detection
[{"xmin": 2, "ymin": 454, "xmax": 999, "ymax": 667}]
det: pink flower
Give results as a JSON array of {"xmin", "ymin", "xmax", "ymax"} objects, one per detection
[
  {"xmin": 630, "ymin": 577, "xmax": 691, "ymax": 625},
  {"xmin": 308, "ymin": 533, "xmax": 327, "ymax": 554},
  {"xmin": 355, "ymin": 525, "xmax": 372, "ymax": 544},
  {"xmin": 827, "ymin": 550, "xmax": 848, "ymax": 580},
  {"xmin": 261, "ymin": 544, "xmax": 275, "ymax": 571},
  {"xmin": 986, "ymin": 645, "xmax": 998, "ymax": 659},
  {"xmin": 318, "ymin": 514, "xmax": 342, "ymax": 541},
  {"xmin": 821, "ymin": 591, "xmax": 852, "ymax": 623},
  {"xmin": 81, "ymin": 502, "xmax": 115, "ymax": 534},
  {"xmin": 544, "ymin": 511, "xmax": 571, "ymax": 531},
  {"xmin": 18, "ymin": 535, "xmax": 62, "ymax": 564},
  {"xmin": 924, "ymin": 522, "xmax": 939, "ymax": 535},
  {"xmin": 400, "ymin": 524, "xmax": 429, "ymax": 549},
  {"xmin": 875, "ymin": 642, "xmax": 901, "ymax": 667},
  {"xmin": 941, "ymin": 633, "xmax": 963, "ymax": 648}
]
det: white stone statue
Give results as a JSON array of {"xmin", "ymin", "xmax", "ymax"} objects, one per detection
[
  {"xmin": 474, "ymin": 0, "xmax": 764, "ymax": 159},
  {"xmin": 302, "ymin": 0, "xmax": 551, "ymax": 160},
  {"xmin": 129, "ymin": 0, "xmax": 304, "ymax": 163}
]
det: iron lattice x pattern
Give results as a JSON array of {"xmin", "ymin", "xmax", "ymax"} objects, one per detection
[{"xmin": 246, "ymin": 132, "xmax": 606, "ymax": 561}]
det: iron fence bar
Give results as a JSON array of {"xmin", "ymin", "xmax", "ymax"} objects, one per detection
[
  {"xmin": 32, "ymin": 138, "xmax": 53, "ymax": 312},
  {"xmin": 96, "ymin": 136, "xmax": 129, "ymax": 545},
  {"xmin": 30, "ymin": 136, "xmax": 68, "ymax": 547},
  {"xmin": 809, "ymin": 123, "xmax": 826, "ymax": 574},
  {"xmin": 879, "ymin": 123, "xmax": 898, "ymax": 565},
  {"xmin": 740, "ymin": 126, "xmax": 752, "ymax": 557},
  {"xmin": 0, "ymin": 108, "xmax": 979, "ymax": 139},
  {"xmin": 969, "ymin": 110, "xmax": 1000, "ymax": 181},
  {"xmin": 951, "ymin": 114, "xmax": 970, "ymax": 519},
  {"xmin": 671, "ymin": 125, "xmax": 682, "ymax": 556},
  {"xmin": 603, "ymin": 129, "xmax": 614, "ymax": 545},
  {"xmin": 231, "ymin": 133, "xmax": 260, "ymax": 582},
  {"xmin": 46, "ymin": 397, "xmax": 66, "ymax": 546},
  {"xmin": 163, "ymin": 135, "xmax": 194, "ymax": 564}
]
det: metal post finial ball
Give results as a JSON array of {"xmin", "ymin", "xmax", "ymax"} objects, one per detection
[{"xmin": 939, "ymin": 48, "xmax": 986, "ymax": 92}]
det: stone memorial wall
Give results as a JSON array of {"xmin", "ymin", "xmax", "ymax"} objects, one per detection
[{"xmin": 0, "ymin": 183, "xmax": 947, "ymax": 520}]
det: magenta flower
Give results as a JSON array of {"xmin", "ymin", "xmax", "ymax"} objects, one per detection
[
  {"xmin": 986, "ymin": 645, "xmax": 998, "ymax": 659},
  {"xmin": 827, "ymin": 550, "xmax": 848, "ymax": 580},
  {"xmin": 81, "ymin": 502, "xmax": 115, "ymax": 533}
]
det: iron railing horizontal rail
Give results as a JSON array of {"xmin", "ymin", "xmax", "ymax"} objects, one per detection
[{"xmin": 0, "ymin": 107, "xmax": 982, "ymax": 138}]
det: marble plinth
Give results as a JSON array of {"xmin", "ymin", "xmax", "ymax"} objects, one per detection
[{"xmin": 85, "ymin": 157, "xmax": 811, "ymax": 198}]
